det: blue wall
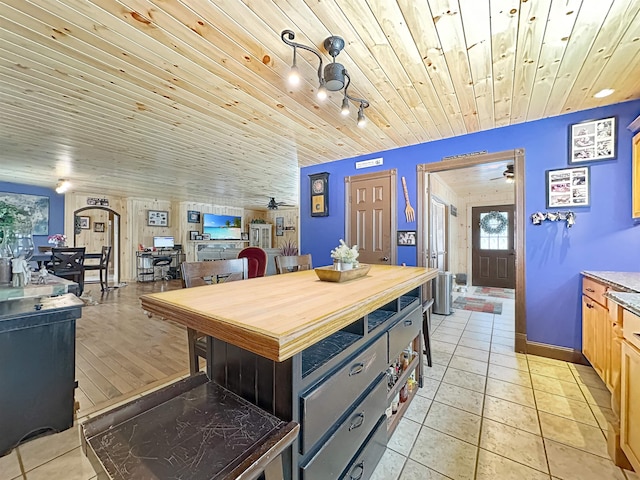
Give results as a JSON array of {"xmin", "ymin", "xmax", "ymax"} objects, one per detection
[
  {"xmin": 300, "ymin": 100, "xmax": 640, "ymax": 351},
  {"xmin": 0, "ymin": 182, "xmax": 65, "ymax": 250}
]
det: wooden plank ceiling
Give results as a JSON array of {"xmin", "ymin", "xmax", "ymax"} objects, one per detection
[{"xmin": 0, "ymin": 0, "xmax": 638, "ymax": 209}]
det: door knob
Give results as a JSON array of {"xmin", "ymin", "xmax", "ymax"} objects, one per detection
[{"xmin": 381, "ymin": 257, "xmax": 389, "ymax": 261}]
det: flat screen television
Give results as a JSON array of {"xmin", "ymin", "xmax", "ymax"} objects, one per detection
[
  {"xmin": 202, "ymin": 214, "xmax": 242, "ymax": 240},
  {"xmin": 153, "ymin": 236, "xmax": 174, "ymax": 248}
]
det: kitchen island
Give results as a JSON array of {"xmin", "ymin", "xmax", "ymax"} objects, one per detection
[{"xmin": 140, "ymin": 264, "xmax": 438, "ymax": 480}]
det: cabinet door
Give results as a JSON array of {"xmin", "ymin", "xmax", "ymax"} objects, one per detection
[
  {"xmin": 593, "ymin": 300, "xmax": 609, "ymax": 380},
  {"xmin": 582, "ymin": 295, "xmax": 596, "ymax": 365},
  {"xmin": 621, "ymin": 341, "xmax": 640, "ymax": 472},
  {"xmin": 633, "ymin": 132, "xmax": 640, "ymax": 219}
]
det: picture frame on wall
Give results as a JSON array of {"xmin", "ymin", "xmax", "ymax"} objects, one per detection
[
  {"xmin": 187, "ymin": 210, "xmax": 201, "ymax": 223},
  {"xmin": 79, "ymin": 216, "xmax": 90, "ymax": 229},
  {"xmin": 147, "ymin": 210, "xmax": 169, "ymax": 227},
  {"xmin": 569, "ymin": 116, "xmax": 616, "ymax": 163},
  {"xmin": 309, "ymin": 172, "xmax": 329, "ymax": 217},
  {"xmin": 189, "ymin": 230, "xmax": 199, "ymax": 240},
  {"xmin": 241, "ymin": 232, "xmax": 249, "ymax": 241},
  {"xmin": 275, "ymin": 216, "xmax": 284, "ymax": 236},
  {"xmin": 94, "ymin": 222, "xmax": 105, "ymax": 233},
  {"xmin": 546, "ymin": 166, "xmax": 590, "ymax": 208},
  {"xmin": 397, "ymin": 230, "xmax": 416, "ymax": 246}
]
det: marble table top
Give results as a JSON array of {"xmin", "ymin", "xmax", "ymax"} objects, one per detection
[{"xmin": 0, "ymin": 275, "xmax": 77, "ymax": 302}]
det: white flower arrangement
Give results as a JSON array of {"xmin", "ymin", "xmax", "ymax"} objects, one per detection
[{"xmin": 330, "ymin": 239, "xmax": 359, "ymax": 264}]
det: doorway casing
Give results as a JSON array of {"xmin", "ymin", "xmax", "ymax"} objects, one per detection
[{"xmin": 417, "ymin": 149, "xmax": 526, "ymax": 353}]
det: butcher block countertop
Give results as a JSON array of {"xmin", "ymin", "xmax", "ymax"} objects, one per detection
[{"xmin": 141, "ymin": 264, "xmax": 438, "ymax": 362}]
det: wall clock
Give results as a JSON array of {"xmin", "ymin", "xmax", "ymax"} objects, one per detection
[{"xmin": 309, "ymin": 172, "xmax": 329, "ymax": 217}]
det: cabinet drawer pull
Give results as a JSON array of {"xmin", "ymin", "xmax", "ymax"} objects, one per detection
[
  {"xmin": 586, "ymin": 287, "xmax": 595, "ymax": 292},
  {"xmin": 349, "ymin": 462, "xmax": 364, "ymax": 480},
  {"xmin": 404, "ymin": 319, "xmax": 413, "ymax": 327},
  {"xmin": 634, "ymin": 333, "xmax": 640, "ymax": 339},
  {"xmin": 348, "ymin": 412, "xmax": 365, "ymax": 431},
  {"xmin": 586, "ymin": 303, "xmax": 594, "ymax": 309},
  {"xmin": 349, "ymin": 363, "xmax": 364, "ymax": 376}
]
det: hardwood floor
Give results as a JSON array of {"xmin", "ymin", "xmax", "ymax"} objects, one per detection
[{"xmin": 74, "ymin": 280, "xmax": 190, "ymax": 416}]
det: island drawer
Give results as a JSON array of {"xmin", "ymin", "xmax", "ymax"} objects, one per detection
[
  {"xmin": 299, "ymin": 334, "xmax": 387, "ymax": 453},
  {"xmin": 583, "ymin": 277, "xmax": 608, "ymax": 307},
  {"xmin": 623, "ymin": 309, "xmax": 640, "ymax": 351},
  {"xmin": 388, "ymin": 307, "xmax": 421, "ymax": 363},
  {"xmin": 340, "ymin": 415, "xmax": 387, "ymax": 480},
  {"xmin": 300, "ymin": 376, "xmax": 386, "ymax": 480}
]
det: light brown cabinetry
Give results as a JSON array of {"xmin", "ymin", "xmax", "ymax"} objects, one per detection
[
  {"xmin": 582, "ymin": 277, "xmax": 612, "ymax": 386},
  {"xmin": 621, "ymin": 308, "xmax": 640, "ymax": 471},
  {"xmin": 633, "ymin": 132, "xmax": 640, "ymax": 219}
]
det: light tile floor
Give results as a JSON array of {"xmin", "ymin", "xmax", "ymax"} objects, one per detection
[
  {"xmin": 370, "ymin": 288, "xmax": 638, "ymax": 480},
  {"xmin": 2, "ymin": 289, "xmax": 638, "ymax": 480}
]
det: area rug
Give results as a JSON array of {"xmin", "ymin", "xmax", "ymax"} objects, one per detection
[
  {"xmin": 474, "ymin": 287, "xmax": 515, "ymax": 299},
  {"xmin": 452, "ymin": 296, "xmax": 502, "ymax": 314}
]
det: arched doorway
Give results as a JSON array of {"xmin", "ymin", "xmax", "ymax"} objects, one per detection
[{"xmin": 73, "ymin": 206, "xmax": 121, "ymax": 288}]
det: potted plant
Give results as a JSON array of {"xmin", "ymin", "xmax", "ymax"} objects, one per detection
[{"xmin": 330, "ymin": 239, "xmax": 359, "ymax": 270}]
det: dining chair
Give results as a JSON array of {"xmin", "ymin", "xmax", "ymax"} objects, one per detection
[
  {"xmin": 180, "ymin": 258, "xmax": 249, "ymax": 375},
  {"xmin": 237, "ymin": 246, "xmax": 267, "ymax": 278},
  {"xmin": 50, "ymin": 247, "xmax": 86, "ymax": 295},
  {"xmin": 274, "ymin": 254, "xmax": 313, "ymax": 274},
  {"xmin": 83, "ymin": 246, "xmax": 112, "ymax": 291}
]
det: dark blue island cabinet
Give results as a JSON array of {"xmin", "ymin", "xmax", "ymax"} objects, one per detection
[
  {"xmin": 0, "ymin": 293, "xmax": 83, "ymax": 455},
  {"xmin": 141, "ymin": 265, "xmax": 438, "ymax": 480}
]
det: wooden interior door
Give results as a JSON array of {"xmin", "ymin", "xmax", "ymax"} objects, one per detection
[
  {"xmin": 346, "ymin": 170, "xmax": 396, "ymax": 265},
  {"xmin": 471, "ymin": 205, "xmax": 515, "ymax": 288}
]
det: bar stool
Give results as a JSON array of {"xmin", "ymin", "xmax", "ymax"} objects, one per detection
[{"xmin": 422, "ymin": 298, "xmax": 434, "ymax": 367}]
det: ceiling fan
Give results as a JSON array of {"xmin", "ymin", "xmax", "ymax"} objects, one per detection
[
  {"xmin": 490, "ymin": 164, "xmax": 514, "ymax": 183},
  {"xmin": 267, "ymin": 197, "xmax": 295, "ymax": 209}
]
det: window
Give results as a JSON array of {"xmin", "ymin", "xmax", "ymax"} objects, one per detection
[{"xmin": 479, "ymin": 211, "xmax": 509, "ymax": 250}]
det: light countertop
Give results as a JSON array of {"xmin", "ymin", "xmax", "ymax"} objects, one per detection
[
  {"xmin": 606, "ymin": 291, "xmax": 640, "ymax": 317},
  {"xmin": 581, "ymin": 271, "xmax": 640, "ymax": 293},
  {"xmin": 141, "ymin": 264, "xmax": 438, "ymax": 362}
]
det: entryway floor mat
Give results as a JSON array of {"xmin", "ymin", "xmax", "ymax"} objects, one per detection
[
  {"xmin": 452, "ymin": 296, "xmax": 503, "ymax": 314},
  {"xmin": 473, "ymin": 287, "xmax": 515, "ymax": 299}
]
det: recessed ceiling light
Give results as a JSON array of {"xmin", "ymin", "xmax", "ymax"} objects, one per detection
[{"xmin": 594, "ymin": 88, "xmax": 615, "ymax": 98}]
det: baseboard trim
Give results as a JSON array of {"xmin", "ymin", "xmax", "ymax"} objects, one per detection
[{"xmin": 525, "ymin": 340, "xmax": 588, "ymax": 365}]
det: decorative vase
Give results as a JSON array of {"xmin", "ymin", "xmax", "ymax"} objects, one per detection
[
  {"xmin": 334, "ymin": 260, "xmax": 353, "ymax": 271},
  {"xmin": 0, "ymin": 225, "xmax": 11, "ymax": 284},
  {"xmin": 9, "ymin": 221, "xmax": 34, "ymax": 261}
]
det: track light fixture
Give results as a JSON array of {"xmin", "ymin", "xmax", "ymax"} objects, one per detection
[
  {"xmin": 55, "ymin": 179, "xmax": 71, "ymax": 194},
  {"xmin": 281, "ymin": 30, "xmax": 370, "ymax": 127}
]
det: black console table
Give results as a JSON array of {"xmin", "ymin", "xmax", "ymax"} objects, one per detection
[{"xmin": 0, "ymin": 293, "xmax": 83, "ymax": 455}]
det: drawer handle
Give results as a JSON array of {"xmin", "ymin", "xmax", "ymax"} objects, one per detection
[
  {"xmin": 349, "ymin": 462, "xmax": 364, "ymax": 480},
  {"xmin": 634, "ymin": 333, "xmax": 640, "ymax": 339},
  {"xmin": 404, "ymin": 319, "xmax": 413, "ymax": 327},
  {"xmin": 586, "ymin": 288, "xmax": 595, "ymax": 292},
  {"xmin": 349, "ymin": 363, "xmax": 364, "ymax": 376},
  {"xmin": 349, "ymin": 412, "xmax": 365, "ymax": 431},
  {"xmin": 586, "ymin": 303, "xmax": 594, "ymax": 309}
]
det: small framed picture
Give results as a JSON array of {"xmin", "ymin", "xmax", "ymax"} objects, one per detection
[
  {"xmin": 546, "ymin": 166, "xmax": 591, "ymax": 208},
  {"xmin": 94, "ymin": 222, "xmax": 105, "ymax": 233},
  {"xmin": 189, "ymin": 230, "xmax": 199, "ymax": 240},
  {"xmin": 569, "ymin": 116, "xmax": 616, "ymax": 163},
  {"xmin": 397, "ymin": 230, "xmax": 416, "ymax": 246},
  {"xmin": 148, "ymin": 210, "xmax": 169, "ymax": 227},
  {"xmin": 195, "ymin": 235, "xmax": 203, "ymax": 240},
  {"xmin": 187, "ymin": 210, "xmax": 201, "ymax": 223},
  {"xmin": 241, "ymin": 232, "xmax": 249, "ymax": 240},
  {"xmin": 79, "ymin": 216, "xmax": 90, "ymax": 229},
  {"xmin": 202, "ymin": 233, "xmax": 211, "ymax": 241},
  {"xmin": 275, "ymin": 216, "xmax": 284, "ymax": 236}
]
